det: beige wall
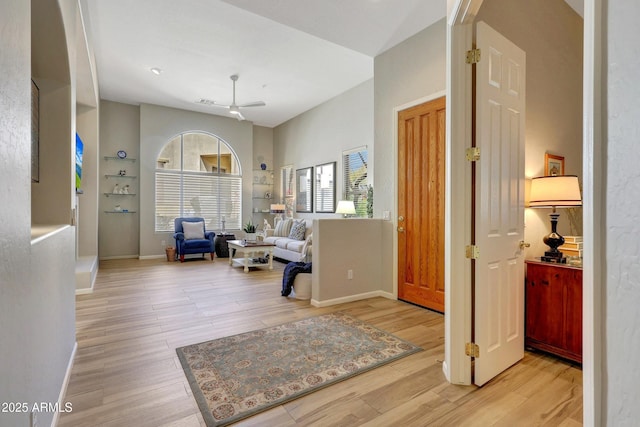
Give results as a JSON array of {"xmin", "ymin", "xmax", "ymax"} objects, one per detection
[
  {"xmin": 98, "ymin": 104, "xmax": 275, "ymax": 258},
  {"xmin": 476, "ymin": 0, "xmax": 583, "ymax": 257},
  {"xmin": 374, "ymin": 19, "xmax": 448, "ymax": 293},
  {"xmin": 273, "ymin": 79, "xmax": 374, "ymax": 220},
  {"xmin": 312, "ymin": 219, "xmax": 386, "ymax": 304},
  {"xmin": 253, "ymin": 125, "xmax": 274, "ymax": 170},
  {"xmin": 99, "ymin": 100, "xmax": 141, "ymax": 258},
  {"xmin": 138, "ymin": 103, "xmax": 254, "ymax": 257},
  {"xmin": 1, "ymin": 0, "xmax": 80, "ymax": 425},
  {"xmin": 606, "ymin": 1, "xmax": 640, "ymax": 423}
]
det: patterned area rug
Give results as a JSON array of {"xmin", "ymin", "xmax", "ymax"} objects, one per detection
[{"xmin": 176, "ymin": 312, "xmax": 422, "ymax": 426}]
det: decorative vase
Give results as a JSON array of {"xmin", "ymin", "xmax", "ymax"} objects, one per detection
[{"xmin": 260, "ymin": 163, "xmax": 267, "ymax": 170}]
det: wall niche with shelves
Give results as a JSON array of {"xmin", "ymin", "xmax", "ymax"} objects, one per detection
[
  {"xmin": 102, "ymin": 155, "xmax": 138, "ymax": 215},
  {"xmin": 252, "ymin": 169, "xmax": 274, "ymax": 230}
]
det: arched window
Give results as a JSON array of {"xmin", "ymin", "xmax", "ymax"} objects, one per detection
[{"xmin": 155, "ymin": 132, "xmax": 242, "ymax": 232}]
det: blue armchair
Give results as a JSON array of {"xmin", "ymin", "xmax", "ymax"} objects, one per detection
[{"xmin": 173, "ymin": 217, "xmax": 215, "ymax": 262}]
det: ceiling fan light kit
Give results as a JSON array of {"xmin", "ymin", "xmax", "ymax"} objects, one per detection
[{"xmin": 199, "ymin": 74, "xmax": 266, "ymax": 121}]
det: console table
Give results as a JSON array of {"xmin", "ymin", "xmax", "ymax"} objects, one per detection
[
  {"xmin": 227, "ymin": 240, "xmax": 275, "ymax": 273},
  {"xmin": 525, "ymin": 260, "xmax": 583, "ymax": 363}
]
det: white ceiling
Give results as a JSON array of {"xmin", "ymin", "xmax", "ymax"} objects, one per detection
[
  {"xmin": 82, "ymin": 0, "xmax": 583, "ymax": 128},
  {"xmin": 82, "ymin": 0, "xmax": 445, "ymax": 127}
]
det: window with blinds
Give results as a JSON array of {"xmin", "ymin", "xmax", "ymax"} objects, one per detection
[
  {"xmin": 342, "ymin": 146, "xmax": 368, "ymax": 217},
  {"xmin": 155, "ymin": 132, "xmax": 242, "ymax": 232}
]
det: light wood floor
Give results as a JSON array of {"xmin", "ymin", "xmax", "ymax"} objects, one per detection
[{"xmin": 59, "ymin": 258, "xmax": 582, "ymax": 427}]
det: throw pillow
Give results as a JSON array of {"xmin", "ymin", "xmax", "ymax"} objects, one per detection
[
  {"xmin": 274, "ymin": 218, "xmax": 293, "ymax": 237},
  {"xmin": 182, "ymin": 221, "xmax": 205, "ymax": 240},
  {"xmin": 288, "ymin": 220, "xmax": 306, "ymax": 241}
]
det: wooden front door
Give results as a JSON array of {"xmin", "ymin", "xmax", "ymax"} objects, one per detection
[{"xmin": 398, "ymin": 97, "xmax": 446, "ymax": 312}]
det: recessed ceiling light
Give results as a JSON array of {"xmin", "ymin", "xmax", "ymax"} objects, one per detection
[{"xmin": 150, "ymin": 67, "xmax": 162, "ymax": 75}]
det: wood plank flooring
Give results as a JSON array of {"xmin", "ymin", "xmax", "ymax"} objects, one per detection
[{"xmin": 59, "ymin": 258, "xmax": 582, "ymax": 426}]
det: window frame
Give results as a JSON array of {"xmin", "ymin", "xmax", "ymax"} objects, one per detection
[
  {"xmin": 154, "ymin": 132, "xmax": 242, "ymax": 232},
  {"xmin": 342, "ymin": 146, "xmax": 369, "ymax": 218}
]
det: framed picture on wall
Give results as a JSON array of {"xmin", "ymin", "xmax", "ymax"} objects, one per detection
[
  {"xmin": 544, "ymin": 153, "xmax": 564, "ymax": 176},
  {"xmin": 295, "ymin": 167, "xmax": 313, "ymax": 213}
]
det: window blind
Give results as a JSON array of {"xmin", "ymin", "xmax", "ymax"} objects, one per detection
[{"xmin": 155, "ymin": 171, "xmax": 242, "ymax": 232}]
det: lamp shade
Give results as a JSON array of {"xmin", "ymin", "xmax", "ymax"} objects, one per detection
[
  {"xmin": 270, "ymin": 204, "xmax": 285, "ymax": 214},
  {"xmin": 336, "ymin": 200, "xmax": 356, "ymax": 215},
  {"xmin": 529, "ymin": 175, "xmax": 582, "ymax": 208}
]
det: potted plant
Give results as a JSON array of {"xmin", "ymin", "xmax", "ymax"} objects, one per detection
[{"xmin": 243, "ymin": 220, "xmax": 257, "ymax": 241}]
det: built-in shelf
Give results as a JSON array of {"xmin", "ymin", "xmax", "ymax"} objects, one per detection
[
  {"xmin": 104, "ymin": 210, "xmax": 137, "ymax": 214},
  {"xmin": 104, "ymin": 156, "xmax": 136, "ymax": 162},
  {"xmin": 105, "ymin": 174, "xmax": 137, "ymax": 179},
  {"xmin": 104, "ymin": 193, "xmax": 136, "ymax": 197},
  {"xmin": 253, "ymin": 170, "xmax": 274, "ymax": 227}
]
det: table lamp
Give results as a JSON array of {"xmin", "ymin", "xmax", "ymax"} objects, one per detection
[
  {"xmin": 270, "ymin": 203, "xmax": 285, "ymax": 227},
  {"xmin": 336, "ymin": 200, "xmax": 356, "ymax": 218},
  {"xmin": 529, "ymin": 175, "xmax": 582, "ymax": 262}
]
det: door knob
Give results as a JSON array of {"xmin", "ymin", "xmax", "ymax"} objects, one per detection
[
  {"xmin": 397, "ymin": 227, "xmax": 405, "ymax": 232},
  {"xmin": 398, "ymin": 216, "xmax": 404, "ymax": 222},
  {"xmin": 519, "ymin": 241, "xmax": 531, "ymax": 250}
]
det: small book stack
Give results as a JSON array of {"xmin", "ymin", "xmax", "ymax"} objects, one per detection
[{"xmin": 560, "ymin": 236, "xmax": 583, "ymax": 258}]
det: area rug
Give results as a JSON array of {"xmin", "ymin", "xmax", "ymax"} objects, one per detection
[{"xmin": 176, "ymin": 312, "xmax": 422, "ymax": 426}]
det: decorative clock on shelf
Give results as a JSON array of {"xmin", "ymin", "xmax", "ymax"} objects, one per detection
[{"xmin": 117, "ymin": 150, "xmax": 127, "ymax": 159}]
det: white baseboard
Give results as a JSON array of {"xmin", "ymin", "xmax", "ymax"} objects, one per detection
[
  {"xmin": 51, "ymin": 341, "xmax": 77, "ymax": 427},
  {"xmin": 310, "ymin": 290, "xmax": 395, "ymax": 307},
  {"xmin": 99, "ymin": 255, "xmax": 139, "ymax": 260},
  {"xmin": 75, "ymin": 256, "xmax": 97, "ymax": 294}
]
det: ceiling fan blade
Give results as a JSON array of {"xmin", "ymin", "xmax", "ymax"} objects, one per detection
[
  {"xmin": 236, "ymin": 111, "xmax": 246, "ymax": 121},
  {"xmin": 239, "ymin": 101, "xmax": 266, "ymax": 108}
]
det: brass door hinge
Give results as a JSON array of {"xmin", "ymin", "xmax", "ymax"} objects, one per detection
[
  {"xmin": 466, "ymin": 342, "xmax": 480, "ymax": 358},
  {"xmin": 466, "ymin": 48, "xmax": 481, "ymax": 64},
  {"xmin": 465, "ymin": 245, "xmax": 479, "ymax": 259},
  {"xmin": 466, "ymin": 147, "xmax": 480, "ymax": 162}
]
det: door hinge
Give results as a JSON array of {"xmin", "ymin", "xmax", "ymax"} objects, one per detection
[
  {"xmin": 465, "ymin": 342, "xmax": 480, "ymax": 358},
  {"xmin": 466, "ymin": 48, "xmax": 481, "ymax": 64},
  {"xmin": 465, "ymin": 245, "xmax": 479, "ymax": 259},
  {"xmin": 466, "ymin": 147, "xmax": 480, "ymax": 162}
]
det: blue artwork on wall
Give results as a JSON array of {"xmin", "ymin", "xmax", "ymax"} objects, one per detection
[{"xmin": 76, "ymin": 133, "xmax": 84, "ymax": 193}]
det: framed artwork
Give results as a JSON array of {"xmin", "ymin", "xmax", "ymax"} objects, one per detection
[
  {"xmin": 295, "ymin": 167, "xmax": 313, "ymax": 213},
  {"xmin": 31, "ymin": 79, "xmax": 39, "ymax": 183},
  {"xmin": 315, "ymin": 161, "xmax": 336, "ymax": 213},
  {"xmin": 280, "ymin": 165, "xmax": 294, "ymax": 218},
  {"xmin": 544, "ymin": 153, "xmax": 564, "ymax": 176}
]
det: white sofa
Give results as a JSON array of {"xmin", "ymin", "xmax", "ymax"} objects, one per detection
[{"xmin": 263, "ymin": 219, "xmax": 312, "ymax": 263}]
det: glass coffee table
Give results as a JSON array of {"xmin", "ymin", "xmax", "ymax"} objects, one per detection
[{"xmin": 226, "ymin": 240, "xmax": 275, "ymax": 273}]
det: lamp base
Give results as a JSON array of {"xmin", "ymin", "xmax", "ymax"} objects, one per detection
[{"xmin": 541, "ymin": 251, "xmax": 567, "ymax": 264}]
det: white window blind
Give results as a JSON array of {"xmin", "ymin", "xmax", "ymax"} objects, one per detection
[
  {"xmin": 342, "ymin": 146, "xmax": 368, "ymax": 217},
  {"xmin": 155, "ymin": 133, "xmax": 242, "ymax": 232}
]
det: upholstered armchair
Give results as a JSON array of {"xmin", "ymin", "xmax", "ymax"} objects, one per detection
[{"xmin": 173, "ymin": 217, "xmax": 215, "ymax": 262}]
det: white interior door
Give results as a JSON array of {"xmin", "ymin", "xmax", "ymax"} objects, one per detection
[{"xmin": 474, "ymin": 21, "xmax": 526, "ymax": 386}]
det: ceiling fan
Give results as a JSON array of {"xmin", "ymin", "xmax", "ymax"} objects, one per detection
[{"xmin": 201, "ymin": 74, "xmax": 266, "ymax": 121}]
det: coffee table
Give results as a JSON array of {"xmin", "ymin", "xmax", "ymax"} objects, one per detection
[{"xmin": 226, "ymin": 240, "xmax": 275, "ymax": 273}]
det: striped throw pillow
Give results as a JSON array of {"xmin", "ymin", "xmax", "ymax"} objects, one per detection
[{"xmin": 274, "ymin": 218, "xmax": 293, "ymax": 237}]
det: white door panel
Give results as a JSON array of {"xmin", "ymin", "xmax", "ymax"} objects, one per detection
[{"xmin": 474, "ymin": 21, "xmax": 526, "ymax": 386}]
